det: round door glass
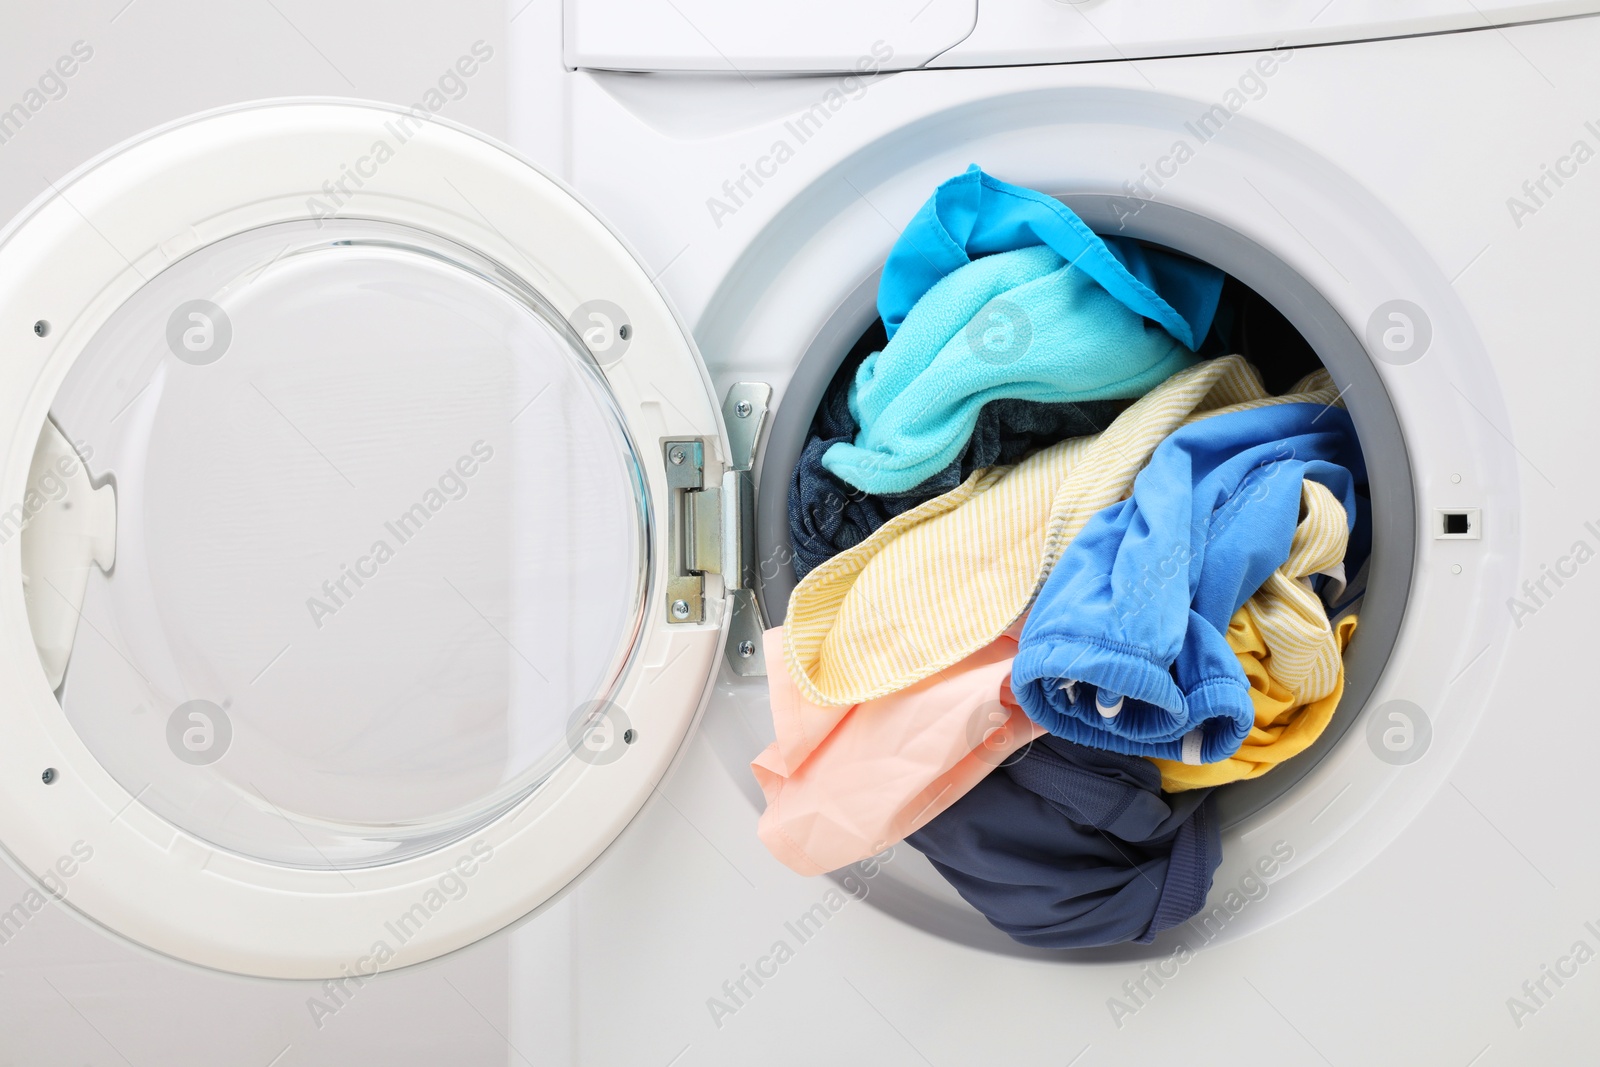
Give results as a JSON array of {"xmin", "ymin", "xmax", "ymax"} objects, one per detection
[{"xmin": 35, "ymin": 219, "xmax": 649, "ymax": 869}]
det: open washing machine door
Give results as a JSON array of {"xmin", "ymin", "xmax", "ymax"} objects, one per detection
[{"xmin": 0, "ymin": 100, "xmax": 760, "ymax": 979}]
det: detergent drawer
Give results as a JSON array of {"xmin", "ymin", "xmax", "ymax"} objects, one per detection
[{"xmin": 563, "ymin": 0, "xmax": 976, "ymax": 72}]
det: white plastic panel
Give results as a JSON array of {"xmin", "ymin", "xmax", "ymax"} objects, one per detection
[
  {"xmin": 563, "ymin": 0, "xmax": 976, "ymax": 72},
  {"xmin": 929, "ymin": 0, "xmax": 1600, "ymax": 67}
]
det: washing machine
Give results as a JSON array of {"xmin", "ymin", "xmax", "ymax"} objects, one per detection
[{"xmin": 2, "ymin": 2, "xmax": 1598, "ymax": 1064}]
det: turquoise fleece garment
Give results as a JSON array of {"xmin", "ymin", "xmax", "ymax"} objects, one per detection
[
  {"xmin": 879, "ymin": 166, "xmax": 1222, "ymax": 350},
  {"xmin": 1011, "ymin": 403, "xmax": 1365, "ymax": 764},
  {"xmin": 822, "ymin": 244, "xmax": 1202, "ymax": 494}
]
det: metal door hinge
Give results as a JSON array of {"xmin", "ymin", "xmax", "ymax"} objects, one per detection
[{"xmin": 663, "ymin": 383, "xmax": 771, "ymax": 676}]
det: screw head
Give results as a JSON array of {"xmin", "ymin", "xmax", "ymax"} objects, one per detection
[
  {"xmin": 734, "ymin": 399, "xmax": 754, "ymax": 419},
  {"xmin": 671, "ymin": 599, "xmax": 691, "ymax": 620},
  {"xmin": 33, "ymin": 320, "xmax": 49, "ymax": 337},
  {"xmin": 669, "ymin": 447, "xmax": 686, "ymax": 465},
  {"xmin": 737, "ymin": 640, "xmax": 755, "ymax": 658},
  {"xmin": 565, "ymin": 700, "xmax": 631, "ymax": 765},
  {"xmin": 41, "ymin": 768, "xmax": 56, "ymax": 784}
]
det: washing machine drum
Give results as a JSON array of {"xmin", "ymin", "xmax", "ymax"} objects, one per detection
[{"xmin": 0, "ymin": 102, "xmax": 743, "ymax": 978}]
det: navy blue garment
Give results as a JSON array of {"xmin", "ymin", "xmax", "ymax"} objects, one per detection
[
  {"xmin": 1012, "ymin": 403, "xmax": 1366, "ymax": 764},
  {"xmin": 907, "ymin": 735, "xmax": 1221, "ymax": 948},
  {"xmin": 787, "ymin": 323, "xmax": 1118, "ymax": 579}
]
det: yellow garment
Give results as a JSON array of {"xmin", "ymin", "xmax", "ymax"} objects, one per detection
[
  {"xmin": 1153, "ymin": 479, "xmax": 1358, "ymax": 791},
  {"xmin": 783, "ymin": 355, "xmax": 1342, "ymax": 709},
  {"xmin": 1154, "ymin": 613, "xmax": 1357, "ymax": 791}
]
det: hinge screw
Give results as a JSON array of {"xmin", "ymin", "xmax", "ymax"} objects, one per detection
[
  {"xmin": 734, "ymin": 399, "xmax": 754, "ymax": 418},
  {"xmin": 671, "ymin": 599, "xmax": 691, "ymax": 620},
  {"xmin": 669, "ymin": 446, "xmax": 686, "ymax": 465},
  {"xmin": 737, "ymin": 640, "xmax": 755, "ymax": 658}
]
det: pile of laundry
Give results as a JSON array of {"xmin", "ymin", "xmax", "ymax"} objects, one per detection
[{"xmin": 754, "ymin": 166, "xmax": 1369, "ymax": 949}]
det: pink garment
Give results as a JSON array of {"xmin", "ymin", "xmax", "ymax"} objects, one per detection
[{"xmin": 752, "ymin": 625, "xmax": 1045, "ymax": 876}]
